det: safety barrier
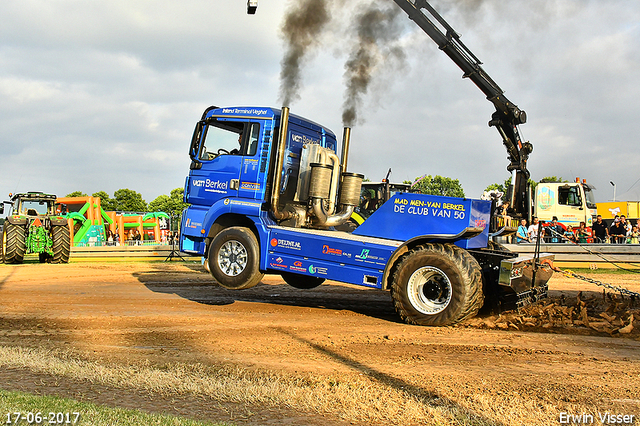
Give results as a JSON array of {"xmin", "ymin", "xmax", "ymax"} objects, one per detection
[
  {"xmin": 502, "ymin": 243, "xmax": 640, "ymax": 269},
  {"xmin": 70, "ymin": 244, "xmax": 184, "ymax": 260}
]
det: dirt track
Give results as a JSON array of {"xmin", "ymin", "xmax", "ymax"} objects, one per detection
[{"xmin": 0, "ymin": 261, "xmax": 639, "ymax": 425}]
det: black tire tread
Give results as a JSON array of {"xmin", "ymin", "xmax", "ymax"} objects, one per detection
[
  {"xmin": 391, "ymin": 243, "xmax": 484, "ymax": 326},
  {"xmin": 208, "ymin": 226, "xmax": 264, "ymax": 290},
  {"xmin": 51, "ymin": 224, "xmax": 70, "ymax": 264},
  {"xmin": 3, "ymin": 223, "xmax": 26, "ymax": 264}
]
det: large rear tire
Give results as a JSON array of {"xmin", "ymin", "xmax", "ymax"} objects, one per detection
[
  {"xmin": 281, "ymin": 272, "xmax": 325, "ymax": 289},
  {"xmin": 2, "ymin": 222, "xmax": 26, "ymax": 264},
  {"xmin": 208, "ymin": 227, "xmax": 264, "ymax": 290},
  {"xmin": 51, "ymin": 224, "xmax": 70, "ymax": 264},
  {"xmin": 391, "ymin": 243, "xmax": 483, "ymax": 326}
]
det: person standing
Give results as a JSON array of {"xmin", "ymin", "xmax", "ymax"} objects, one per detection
[
  {"xmin": 528, "ymin": 217, "xmax": 542, "ymax": 243},
  {"xmin": 564, "ymin": 225, "xmax": 576, "ymax": 243},
  {"xmin": 516, "ymin": 218, "xmax": 530, "ymax": 243},
  {"xmin": 591, "ymin": 215, "xmax": 608, "ymax": 243},
  {"xmin": 546, "ymin": 216, "xmax": 564, "ymax": 243},
  {"xmin": 628, "ymin": 223, "xmax": 639, "ymax": 244},
  {"xmin": 609, "ymin": 218, "xmax": 626, "ymax": 244},
  {"xmin": 576, "ymin": 222, "xmax": 590, "ymax": 244}
]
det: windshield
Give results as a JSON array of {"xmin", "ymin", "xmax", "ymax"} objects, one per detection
[
  {"xmin": 20, "ymin": 200, "xmax": 50, "ymax": 215},
  {"xmin": 584, "ymin": 187, "xmax": 597, "ymax": 209}
]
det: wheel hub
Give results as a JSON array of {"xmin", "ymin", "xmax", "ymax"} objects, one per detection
[
  {"xmin": 407, "ymin": 266, "xmax": 452, "ymax": 315},
  {"xmin": 217, "ymin": 240, "xmax": 248, "ymax": 277}
]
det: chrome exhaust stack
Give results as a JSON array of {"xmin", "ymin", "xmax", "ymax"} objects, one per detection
[{"xmin": 271, "ymin": 107, "xmax": 293, "ymax": 221}]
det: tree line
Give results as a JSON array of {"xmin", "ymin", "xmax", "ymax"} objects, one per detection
[
  {"xmin": 65, "ymin": 188, "xmax": 188, "ymax": 217},
  {"xmin": 65, "ymin": 175, "xmax": 566, "ymax": 217}
]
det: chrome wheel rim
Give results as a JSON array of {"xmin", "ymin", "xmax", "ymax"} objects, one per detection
[
  {"xmin": 217, "ymin": 240, "xmax": 248, "ymax": 276},
  {"xmin": 407, "ymin": 266, "xmax": 452, "ymax": 315}
]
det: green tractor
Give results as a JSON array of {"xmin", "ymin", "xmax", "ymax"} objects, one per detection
[{"xmin": 1, "ymin": 192, "xmax": 70, "ymax": 264}]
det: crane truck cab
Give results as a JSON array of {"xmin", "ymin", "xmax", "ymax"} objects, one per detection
[
  {"xmin": 534, "ymin": 178, "xmax": 597, "ymax": 228},
  {"xmin": 180, "ymin": 105, "xmax": 554, "ymax": 326}
]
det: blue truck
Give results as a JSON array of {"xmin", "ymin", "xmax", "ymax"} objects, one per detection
[
  {"xmin": 179, "ymin": 106, "xmax": 553, "ymax": 326},
  {"xmin": 179, "ymin": 0, "xmax": 554, "ymax": 326}
]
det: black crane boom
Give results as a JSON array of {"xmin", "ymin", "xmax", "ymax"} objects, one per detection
[{"xmin": 392, "ymin": 0, "xmax": 532, "ymax": 218}]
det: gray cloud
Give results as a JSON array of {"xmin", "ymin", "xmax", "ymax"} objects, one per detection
[{"xmin": 0, "ymin": 0, "xmax": 638, "ymax": 204}]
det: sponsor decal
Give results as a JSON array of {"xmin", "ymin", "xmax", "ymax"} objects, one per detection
[
  {"xmin": 220, "ymin": 108, "xmax": 269, "ymax": 116},
  {"xmin": 293, "ymin": 261, "xmax": 303, "ymax": 267},
  {"xmin": 185, "ymin": 218, "xmax": 202, "ymax": 229},
  {"xmin": 276, "ymin": 257, "xmax": 283, "ymax": 263},
  {"xmin": 271, "ymin": 238, "xmax": 302, "ymax": 250},
  {"xmin": 474, "ymin": 219, "xmax": 487, "ymax": 229},
  {"xmin": 355, "ymin": 248, "xmax": 386, "ymax": 265},
  {"xmin": 308, "ymin": 265, "xmax": 328, "ymax": 275},
  {"xmin": 356, "ymin": 249, "xmax": 369, "ymax": 260},
  {"xmin": 291, "ymin": 133, "xmax": 320, "ymax": 145},
  {"xmin": 537, "ymin": 186, "xmax": 554, "ymax": 211},
  {"xmin": 240, "ymin": 182, "xmax": 260, "ymax": 191},
  {"xmin": 393, "ymin": 197, "xmax": 466, "ymax": 219},
  {"xmin": 192, "ymin": 178, "xmax": 228, "ymax": 194},
  {"xmin": 322, "ymin": 245, "xmax": 342, "ymax": 256},
  {"xmin": 270, "ymin": 262, "xmax": 288, "ymax": 269},
  {"xmin": 223, "ymin": 198, "xmax": 230, "ymax": 205}
]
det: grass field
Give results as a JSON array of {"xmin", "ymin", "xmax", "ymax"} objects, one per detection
[{"xmin": 0, "ymin": 389, "xmax": 226, "ymax": 426}]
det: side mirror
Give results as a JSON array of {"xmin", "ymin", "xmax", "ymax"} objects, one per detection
[{"xmin": 0, "ymin": 204, "xmax": 3, "ymax": 215}]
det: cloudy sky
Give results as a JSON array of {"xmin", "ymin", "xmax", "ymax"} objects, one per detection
[{"xmin": 1, "ymin": 0, "xmax": 639, "ymax": 205}]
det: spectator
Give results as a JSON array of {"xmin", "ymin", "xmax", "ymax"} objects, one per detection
[
  {"xmin": 628, "ymin": 224, "xmax": 639, "ymax": 244},
  {"xmin": 516, "ymin": 218, "xmax": 530, "ymax": 243},
  {"xmin": 591, "ymin": 215, "xmax": 608, "ymax": 243},
  {"xmin": 564, "ymin": 225, "xmax": 576, "ymax": 243},
  {"xmin": 609, "ymin": 218, "xmax": 626, "ymax": 244},
  {"xmin": 528, "ymin": 217, "xmax": 542, "ymax": 243},
  {"xmin": 576, "ymin": 222, "xmax": 590, "ymax": 244},
  {"xmin": 499, "ymin": 201, "xmax": 511, "ymax": 227},
  {"xmin": 546, "ymin": 216, "xmax": 564, "ymax": 243},
  {"xmin": 621, "ymin": 215, "xmax": 631, "ymax": 234}
]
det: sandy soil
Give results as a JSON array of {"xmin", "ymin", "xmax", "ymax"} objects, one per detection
[{"xmin": 0, "ymin": 261, "xmax": 639, "ymax": 425}]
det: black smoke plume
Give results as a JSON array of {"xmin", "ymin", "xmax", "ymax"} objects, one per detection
[
  {"xmin": 342, "ymin": 2, "xmax": 405, "ymax": 127},
  {"xmin": 278, "ymin": 0, "xmax": 331, "ymax": 107}
]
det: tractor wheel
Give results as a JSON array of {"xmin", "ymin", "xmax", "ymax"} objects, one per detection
[
  {"xmin": 2, "ymin": 222, "xmax": 26, "ymax": 264},
  {"xmin": 281, "ymin": 272, "xmax": 325, "ymax": 289},
  {"xmin": 208, "ymin": 227, "xmax": 264, "ymax": 290},
  {"xmin": 0, "ymin": 226, "xmax": 3, "ymax": 263},
  {"xmin": 51, "ymin": 224, "xmax": 70, "ymax": 264},
  {"xmin": 391, "ymin": 243, "xmax": 484, "ymax": 326}
]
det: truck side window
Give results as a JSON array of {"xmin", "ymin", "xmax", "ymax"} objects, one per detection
[
  {"xmin": 197, "ymin": 121, "xmax": 245, "ymax": 161},
  {"xmin": 244, "ymin": 123, "xmax": 260, "ymax": 156},
  {"xmin": 558, "ymin": 186, "xmax": 581, "ymax": 207}
]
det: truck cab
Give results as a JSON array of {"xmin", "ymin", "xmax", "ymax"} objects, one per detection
[{"xmin": 534, "ymin": 178, "xmax": 597, "ymax": 227}]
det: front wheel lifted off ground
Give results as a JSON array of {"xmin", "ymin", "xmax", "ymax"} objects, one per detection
[
  {"xmin": 208, "ymin": 226, "xmax": 264, "ymax": 290},
  {"xmin": 391, "ymin": 243, "xmax": 484, "ymax": 326}
]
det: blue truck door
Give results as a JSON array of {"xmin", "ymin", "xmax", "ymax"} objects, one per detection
[{"xmin": 188, "ymin": 120, "xmax": 249, "ymax": 206}]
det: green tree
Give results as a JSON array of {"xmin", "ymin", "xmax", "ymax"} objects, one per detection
[
  {"xmin": 65, "ymin": 191, "xmax": 87, "ymax": 197},
  {"xmin": 148, "ymin": 188, "xmax": 188, "ymax": 217},
  {"xmin": 113, "ymin": 188, "xmax": 147, "ymax": 212},
  {"xmin": 406, "ymin": 175, "xmax": 465, "ymax": 198},
  {"xmin": 92, "ymin": 191, "xmax": 116, "ymax": 211},
  {"xmin": 539, "ymin": 176, "xmax": 568, "ymax": 183}
]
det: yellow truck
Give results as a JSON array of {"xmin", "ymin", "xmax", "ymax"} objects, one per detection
[{"xmin": 597, "ymin": 201, "xmax": 640, "ymax": 223}]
